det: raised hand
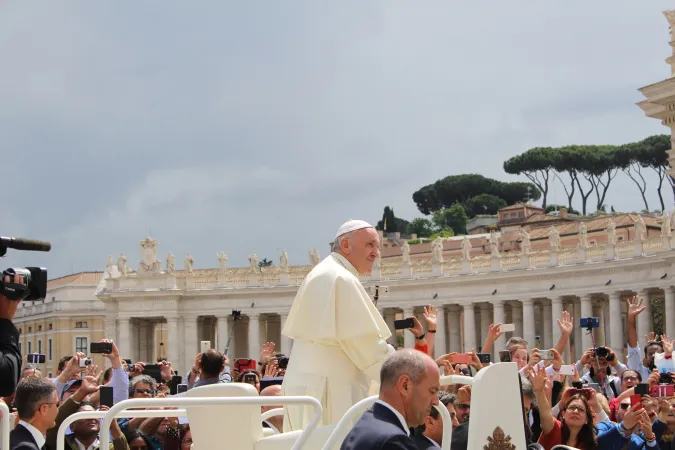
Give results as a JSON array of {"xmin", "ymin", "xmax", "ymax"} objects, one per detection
[
  {"xmin": 436, "ymin": 352, "xmax": 456, "ymax": 367},
  {"xmin": 621, "ymin": 403, "xmax": 643, "ymax": 429},
  {"xmin": 526, "ymin": 366, "xmax": 546, "ymax": 392},
  {"xmin": 422, "ymin": 306, "xmax": 437, "ymax": 330},
  {"xmin": 159, "ymin": 360, "xmax": 173, "ymax": 381},
  {"xmin": 528, "ymin": 348, "xmax": 542, "ymax": 368},
  {"xmin": 645, "ymin": 331, "xmax": 656, "ymax": 344},
  {"xmin": 263, "ymin": 359, "xmax": 279, "ymax": 379},
  {"xmin": 627, "ymin": 295, "xmax": 646, "ymax": 320},
  {"xmin": 407, "ymin": 316, "xmax": 425, "ymax": 338},
  {"xmin": 440, "ymin": 360, "xmax": 455, "ymax": 376},
  {"xmin": 129, "ymin": 362, "xmax": 145, "ymax": 378},
  {"xmin": 486, "ymin": 323, "xmax": 504, "ymax": 343},
  {"xmin": 661, "ymin": 334, "xmax": 674, "ymax": 357},
  {"xmin": 580, "ymin": 348, "xmax": 594, "ymax": 366},
  {"xmin": 550, "ymin": 348, "xmax": 562, "ymax": 371},
  {"xmin": 79, "ymin": 373, "xmax": 101, "ymax": 395},
  {"xmin": 557, "ymin": 311, "xmax": 573, "ymax": 337},
  {"xmin": 259, "ymin": 342, "xmax": 275, "ymax": 363}
]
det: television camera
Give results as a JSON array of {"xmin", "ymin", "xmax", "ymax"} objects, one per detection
[{"xmin": 0, "ymin": 236, "xmax": 50, "ymax": 302}]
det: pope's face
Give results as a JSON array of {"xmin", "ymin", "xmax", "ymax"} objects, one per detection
[{"xmin": 343, "ymin": 228, "xmax": 380, "ymax": 274}]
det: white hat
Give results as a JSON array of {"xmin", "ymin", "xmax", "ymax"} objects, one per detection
[{"xmin": 335, "ymin": 220, "xmax": 374, "ymax": 239}]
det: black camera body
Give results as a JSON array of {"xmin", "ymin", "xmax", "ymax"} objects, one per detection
[
  {"xmin": 232, "ymin": 310, "xmax": 242, "ymax": 320},
  {"xmin": 0, "ymin": 267, "xmax": 47, "ymax": 301}
]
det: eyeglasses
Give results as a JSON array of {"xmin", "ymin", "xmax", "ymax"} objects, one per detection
[
  {"xmin": 566, "ymin": 405, "xmax": 586, "ymax": 414},
  {"xmin": 620, "ymin": 403, "xmax": 631, "ymax": 410},
  {"xmin": 181, "ymin": 439, "xmax": 193, "ymax": 446},
  {"xmin": 134, "ymin": 389, "xmax": 156, "ymax": 395},
  {"xmin": 623, "ymin": 376, "xmax": 639, "ymax": 382}
]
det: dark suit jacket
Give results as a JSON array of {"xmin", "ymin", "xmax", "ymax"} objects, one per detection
[
  {"xmin": 10, "ymin": 424, "xmax": 42, "ymax": 450},
  {"xmin": 450, "ymin": 420, "xmax": 468, "ymax": 450},
  {"xmin": 412, "ymin": 431, "xmax": 439, "ymax": 449},
  {"xmin": 340, "ymin": 402, "xmax": 417, "ymax": 450}
]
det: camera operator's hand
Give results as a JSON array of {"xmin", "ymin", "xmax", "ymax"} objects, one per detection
[{"xmin": 0, "ymin": 272, "xmax": 25, "ymax": 321}]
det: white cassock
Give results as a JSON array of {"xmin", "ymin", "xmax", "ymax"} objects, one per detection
[{"xmin": 280, "ymin": 252, "xmax": 394, "ymax": 432}]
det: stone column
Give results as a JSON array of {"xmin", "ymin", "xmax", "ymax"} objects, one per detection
[
  {"xmin": 522, "ymin": 299, "xmax": 536, "ymax": 349},
  {"xmin": 551, "ymin": 298, "xmax": 563, "ymax": 348},
  {"xmin": 280, "ymin": 313, "xmax": 292, "ymax": 355},
  {"xmin": 580, "ymin": 294, "xmax": 593, "ymax": 352},
  {"xmin": 512, "ymin": 304, "xmax": 523, "ymax": 337},
  {"xmin": 573, "ymin": 300, "xmax": 582, "ymax": 360},
  {"xmin": 492, "ymin": 300, "xmax": 506, "ymax": 359},
  {"xmin": 183, "ymin": 316, "xmax": 198, "ymax": 372},
  {"xmin": 449, "ymin": 307, "xmax": 462, "ymax": 352},
  {"xmin": 248, "ymin": 314, "xmax": 261, "ymax": 360},
  {"xmin": 117, "ymin": 318, "xmax": 131, "ymax": 360},
  {"xmin": 463, "ymin": 304, "xmax": 476, "ymax": 352},
  {"xmin": 104, "ymin": 318, "xmax": 117, "ymax": 346},
  {"xmin": 139, "ymin": 321, "xmax": 149, "ymax": 362},
  {"xmin": 434, "ymin": 305, "xmax": 446, "ymax": 358},
  {"xmin": 217, "ymin": 316, "xmax": 229, "ymax": 352},
  {"xmin": 543, "ymin": 302, "xmax": 552, "ymax": 350},
  {"xmin": 608, "ymin": 291, "xmax": 623, "ymax": 357},
  {"xmin": 403, "ymin": 307, "xmax": 415, "ymax": 349},
  {"xmin": 665, "ymin": 286, "xmax": 675, "ymax": 336},
  {"xmin": 594, "ymin": 303, "xmax": 606, "ymax": 347},
  {"xmin": 166, "ymin": 316, "xmax": 180, "ymax": 374},
  {"xmin": 479, "ymin": 305, "xmax": 492, "ymax": 351},
  {"xmin": 637, "ymin": 289, "xmax": 651, "ymax": 342}
]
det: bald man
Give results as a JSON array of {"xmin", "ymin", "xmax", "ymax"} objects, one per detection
[
  {"xmin": 260, "ymin": 385, "xmax": 283, "ymax": 433},
  {"xmin": 281, "ymin": 220, "xmax": 394, "ymax": 432}
]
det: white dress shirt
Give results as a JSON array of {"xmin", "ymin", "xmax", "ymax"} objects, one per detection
[
  {"xmin": 375, "ymin": 400, "xmax": 409, "ymax": 436},
  {"xmin": 18, "ymin": 420, "xmax": 46, "ymax": 449}
]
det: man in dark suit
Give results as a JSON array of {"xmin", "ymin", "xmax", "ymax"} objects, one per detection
[
  {"xmin": 340, "ymin": 349, "xmax": 440, "ymax": 450},
  {"xmin": 10, "ymin": 377, "xmax": 59, "ymax": 450},
  {"xmin": 412, "ymin": 391, "xmax": 459, "ymax": 449}
]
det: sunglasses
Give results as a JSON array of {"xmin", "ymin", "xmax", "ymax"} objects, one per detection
[{"xmin": 620, "ymin": 403, "xmax": 631, "ymax": 410}]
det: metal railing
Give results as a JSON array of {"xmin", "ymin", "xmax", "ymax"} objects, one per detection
[
  {"xmin": 261, "ymin": 407, "xmax": 284, "ymax": 421},
  {"xmin": 0, "ymin": 401, "xmax": 10, "ymax": 450},
  {"xmin": 98, "ymin": 396, "xmax": 322, "ymax": 450},
  {"xmin": 57, "ymin": 409, "xmax": 184, "ymax": 450},
  {"xmin": 440, "ymin": 374, "xmax": 474, "ymax": 386}
]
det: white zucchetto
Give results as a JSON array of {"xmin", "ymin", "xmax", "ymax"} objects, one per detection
[{"xmin": 334, "ymin": 220, "xmax": 375, "ymax": 239}]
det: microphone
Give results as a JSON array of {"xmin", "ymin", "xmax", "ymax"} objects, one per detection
[{"xmin": 0, "ymin": 237, "xmax": 51, "ymax": 252}]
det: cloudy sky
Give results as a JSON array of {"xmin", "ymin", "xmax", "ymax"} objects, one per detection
[{"xmin": 1, "ymin": 2, "xmax": 674, "ymax": 278}]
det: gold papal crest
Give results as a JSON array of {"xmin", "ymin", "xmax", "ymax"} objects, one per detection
[{"xmin": 483, "ymin": 426, "xmax": 516, "ymax": 450}]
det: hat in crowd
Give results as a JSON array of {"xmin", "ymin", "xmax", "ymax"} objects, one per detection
[{"xmin": 61, "ymin": 379, "xmax": 82, "ymax": 400}]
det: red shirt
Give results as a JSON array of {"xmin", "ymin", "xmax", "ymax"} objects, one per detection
[{"xmin": 538, "ymin": 418, "xmax": 587, "ymax": 450}]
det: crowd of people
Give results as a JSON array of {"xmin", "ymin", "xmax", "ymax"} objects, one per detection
[{"xmin": 3, "ymin": 220, "xmax": 675, "ymax": 450}]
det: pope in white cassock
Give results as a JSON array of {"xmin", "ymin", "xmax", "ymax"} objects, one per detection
[{"xmin": 280, "ymin": 220, "xmax": 395, "ymax": 432}]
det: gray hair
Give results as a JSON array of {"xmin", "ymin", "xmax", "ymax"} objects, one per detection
[
  {"xmin": 129, "ymin": 375, "xmax": 157, "ymax": 397},
  {"xmin": 331, "ymin": 231, "xmax": 354, "ymax": 252},
  {"xmin": 380, "ymin": 348, "xmax": 428, "ymax": 389},
  {"xmin": 428, "ymin": 391, "xmax": 456, "ymax": 420},
  {"xmin": 519, "ymin": 374, "xmax": 535, "ymax": 401},
  {"xmin": 15, "ymin": 377, "xmax": 56, "ymax": 420}
]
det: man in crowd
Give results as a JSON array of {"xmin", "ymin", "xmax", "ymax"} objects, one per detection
[
  {"xmin": 10, "ymin": 377, "xmax": 59, "ymax": 450},
  {"xmin": 340, "ymin": 349, "xmax": 440, "ymax": 450},
  {"xmin": 412, "ymin": 391, "xmax": 458, "ymax": 449},
  {"xmin": 282, "ymin": 220, "xmax": 394, "ymax": 431}
]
